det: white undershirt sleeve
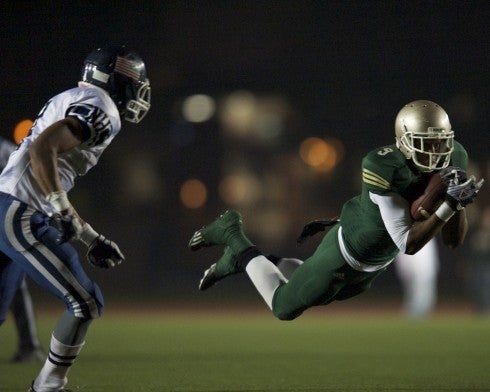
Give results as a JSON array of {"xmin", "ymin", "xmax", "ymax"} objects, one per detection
[{"xmin": 369, "ymin": 191, "xmax": 412, "ymax": 253}]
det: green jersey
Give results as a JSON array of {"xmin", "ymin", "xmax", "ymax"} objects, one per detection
[{"xmin": 340, "ymin": 141, "xmax": 468, "ymax": 266}]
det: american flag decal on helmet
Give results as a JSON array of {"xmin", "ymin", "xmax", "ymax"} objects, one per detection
[{"xmin": 115, "ymin": 56, "xmax": 140, "ymax": 81}]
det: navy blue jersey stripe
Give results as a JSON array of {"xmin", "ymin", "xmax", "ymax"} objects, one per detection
[{"xmin": 66, "ymin": 103, "xmax": 111, "ymax": 146}]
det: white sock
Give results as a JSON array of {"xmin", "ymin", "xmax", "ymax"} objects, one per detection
[
  {"xmin": 33, "ymin": 335, "xmax": 84, "ymax": 392},
  {"xmin": 246, "ymin": 255, "xmax": 287, "ymax": 309}
]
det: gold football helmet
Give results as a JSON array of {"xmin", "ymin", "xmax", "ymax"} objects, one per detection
[{"xmin": 395, "ymin": 100, "xmax": 454, "ymax": 172}]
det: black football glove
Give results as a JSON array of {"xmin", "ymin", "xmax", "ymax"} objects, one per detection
[
  {"xmin": 87, "ymin": 235, "xmax": 125, "ymax": 269},
  {"xmin": 297, "ymin": 218, "xmax": 339, "ymax": 244},
  {"xmin": 50, "ymin": 213, "xmax": 80, "ymax": 244}
]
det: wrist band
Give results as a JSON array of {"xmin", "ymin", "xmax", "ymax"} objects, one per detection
[
  {"xmin": 78, "ymin": 223, "xmax": 99, "ymax": 246},
  {"xmin": 46, "ymin": 190, "xmax": 71, "ymax": 212},
  {"xmin": 435, "ymin": 201, "xmax": 456, "ymax": 222}
]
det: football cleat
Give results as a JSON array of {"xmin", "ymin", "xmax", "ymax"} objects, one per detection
[
  {"xmin": 199, "ymin": 247, "xmax": 243, "ymax": 290},
  {"xmin": 28, "ymin": 383, "xmax": 78, "ymax": 392},
  {"xmin": 188, "ymin": 210, "xmax": 253, "ymax": 254}
]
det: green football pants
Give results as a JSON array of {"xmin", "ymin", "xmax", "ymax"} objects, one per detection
[{"xmin": 271, "ymin": 224, "xmax": 386, "ymax": 320}]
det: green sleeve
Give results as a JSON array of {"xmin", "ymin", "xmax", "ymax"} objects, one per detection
[
  {"xmin": 450, "ymin": 141, "xmax": 468, "ymax": 170},
  {"xmin": 361, "ymin": 145, "xmax": 401, "ymax": 195}
]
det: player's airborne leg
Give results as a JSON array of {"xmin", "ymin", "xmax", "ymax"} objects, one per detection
[
  {"xmin": 189, "ymin": 210, "xmax": 263, "ymax": 290},
  {"xmin": 189, "ymin": 210, "xmax": 288, "ymax": 311},
  {"xmin": 199, "ymin": 248, "xmax": 303, "ymax": 291},
  {"xmin": 189, "ymin": 210, "xmax": 371, "ymax": 320},
  {"xmin": 189, "ymin": 210, "xmax": 253, "ymax": 253},
  {"xmin": 198, "ymin": 247, "xmax": 237, "ymax": 291}
]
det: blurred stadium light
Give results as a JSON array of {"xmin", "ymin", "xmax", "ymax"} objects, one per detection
[
  {"xmin": 180, "ymin": 178, "xmax": 208, "ymax": 209},
  {"xmin": 299, "ymin": 136, "xmax": 345, "ymax": 173},
  {"xmin": 219, "ymin": 90, "xmax": 257, "ymax": 137},
  {"xmin": 219, "ymin": 171, "xmax": 262, "ymax": 206},
  {"xmin": 218, "ymin": 90, "xmax": 291, "ymax": 145},
  {"xmin": 182, "ymin": 94, "xmax": 216, "ymax": 123}
]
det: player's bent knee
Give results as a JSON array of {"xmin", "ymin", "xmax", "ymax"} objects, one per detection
[
  {"xmin": 67, "ymin": 283, "xmax": 105, "ymax": 319},
  {"xmin": 271, "ymin": 286, "xmax": 310, "ymax": 320},
  {"xmin": 273, "ymin": 311, "xmax": 297, "ymax": 321},
  {"xmin": 86, "ymin": 297, "xmax": 104, "ymax": 319},
  {"xmin": 68, "ymin": 298, "xmax": 104, "ymax": 319},
  {"xmin": 272, "ymin": 304, "xmax": 304, "ymax": 321}
]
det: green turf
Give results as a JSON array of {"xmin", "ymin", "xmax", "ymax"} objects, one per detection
[{"xmin": 1, "ymin": 308, "xmax": 490, "ymax": 391}]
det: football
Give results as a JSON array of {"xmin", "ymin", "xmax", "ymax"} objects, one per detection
[{"xmin": 410, "ymin": 173, "xmax": 447, "ymax": 220}]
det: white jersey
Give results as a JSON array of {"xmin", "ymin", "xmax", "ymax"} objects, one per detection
[
  {"xmin": 0, "ymin": 136, "xmax": 16, "ymax": 169},
  {"xmin": 0, "ymin": 83, "xmax": 121, "ymax": 215}
]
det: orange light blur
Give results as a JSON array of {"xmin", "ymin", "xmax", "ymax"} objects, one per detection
[
  {"xmin": 299, "ymin": 137, "xmax": 340, "ymax": 172},
  {"xmin": 13, "ymin": 119, "xmax": 33, "ymax": 144},
  {"xmin": 180, "ymin": 179, "xmax": 208, "ymax": 209}
]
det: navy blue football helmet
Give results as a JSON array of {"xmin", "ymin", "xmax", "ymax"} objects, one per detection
[{"xmin": 81, "ymin": 45, "xmax": 151, "ymax": 123}]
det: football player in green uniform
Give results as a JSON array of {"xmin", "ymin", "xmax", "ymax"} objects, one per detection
[{"xmin": 189, "ymin": 100, "xmax": 484, "ymax": 320}]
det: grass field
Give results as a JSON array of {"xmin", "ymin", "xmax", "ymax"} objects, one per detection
[{"xmin": 1, "ymin": 303, "xmax": 490, "ymax": 392}]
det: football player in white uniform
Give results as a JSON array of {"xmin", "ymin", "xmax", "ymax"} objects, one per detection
[{"xmin": 0, "ymin": 45, "xmax": 150, "ymax": 392}]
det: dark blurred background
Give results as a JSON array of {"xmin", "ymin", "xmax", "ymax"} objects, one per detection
[{"xmin": 1, "ymin": 1, "xmax": 489, "ymax": 311}]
